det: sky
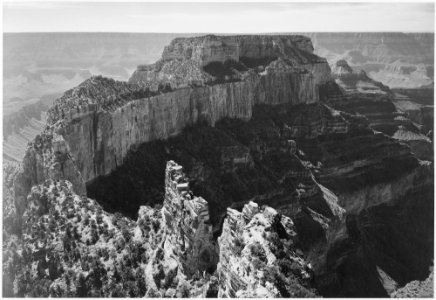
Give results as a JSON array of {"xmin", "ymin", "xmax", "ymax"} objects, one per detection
[{"xmin": 2, "ymin": 1, "xmax": 435, "ymax": 33}]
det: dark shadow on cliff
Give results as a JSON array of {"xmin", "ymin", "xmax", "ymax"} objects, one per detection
[
  {"xmin": 317, "ymin": 184, "xmax": 434, "ymax": 297},
  {"xmin": 86, "ymin": 101, "xmax": 433, "ymax": 297}
]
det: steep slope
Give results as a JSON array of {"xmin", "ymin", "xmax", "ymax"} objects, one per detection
[
  {"xmin": 218, "ymin": 202, "xmax": 316, "ymax": 297},
  {"xmin": 41, "ymin": 35, "xmax": 333, "ymax": 187},
  {"xmin": 85, "ymin": 100, "xmax": 433, "ymax": 297},
  {"xmin": 392, "ymin": 269, "xmax": 434, "ymax": 298},
  {"xmin": 5, "ymin": 34, "xmax": 434, "ymax": 298},
  {"xmin": 3, "ymin": 161, "xmax": 317, "ymax": 297},
  {"xmin": 4, "ymin": 162, "xmax": 210, "ymax": 297},
  {"xmin": 325, "ymin": 59, "xmax": 433, "ymax": 161}
]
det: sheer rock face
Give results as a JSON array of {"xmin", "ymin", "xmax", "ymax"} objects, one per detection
[
  {"xmin": 12, "ymin": 127, "xmax": 85, "ymax": 223},
  {"xmin": 55, "ymin": 73, "xmax": 319, "ymax": 184},
  {"xmin": 13, "ymin": 34, "xmax": 334, "ymax": 225},
  {"xmin": 162, "ymin": 161, "xmax": 217, "ymax": 276},
  {"xmin": 41, "ymin": 35, "xmax": 334, "ymax": 185},
  {"xmin": 130, "ymin": 34, "xmax": 332, "ymax": 91},
  {"xmin": 7, "ymin": 34, "xmax": 433, "ymax": 298},
  {"xmin": 217, "ymin": 202, "xmax": 315, "ymax": 297},
  {"xmin": 161, "ymin": 35, "xmax": 316, "ymax": 66}
]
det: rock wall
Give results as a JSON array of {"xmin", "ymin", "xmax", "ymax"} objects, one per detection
[
  {"xmin": 130, "ymin": 34, "xmax": 331, "ymax": 91},
  {"xmin": 161, "ymin": 161, "xmax": 217, "ymax": 276},
  {"xmin": 58, "ymin": 70, "xmax": 324, "ymax": 184},
  {"xmin": 217, "ymin": 202, "xmax": 315, "ymax": 297},
  {"xmin": 12, "ymin": 34, "xmax": 334, "ymax": 227},
  {"xmin": 160, "ymin": 35, "xmax": 318, "ymax": 65},
  {"xmin": 13, "ymin": 127, "xmax": 85, "ymax": 221},
  {"xmin": 31, "ymin": 35, "xmax": 335, "ymax": 186}
]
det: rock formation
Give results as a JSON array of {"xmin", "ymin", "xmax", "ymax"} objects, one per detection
[
  {"xmin": 130, "ymin": 35, "xmax": 330, "ymax": 90},
  {"xmin": 3, "ymin": 161, "xmax": 219, "ymax": 297},
  {"xmin": 5, "ymin": 34, "xmax": 434, "ymax": 298},
  {"xmin": 305, "ymin": 32, "xmax": 434, "ymax": 89},
  {"xmin": 325, "ymin": 59, "xmax": 433, "ymax": 162},
  {"xmin": 39, "ymin": 35, "xmax": 333, "ymax": 187},
  {"xmin": 391, "ymin": 269, "xmax": 434, "ymax": 298},
  {"xmin": 162, "ymin": 161, "xmax": 217, "ymax": 276},
  {"xmin": 218, "ymin": 202, "xmax": 315, "ymax": 297}
]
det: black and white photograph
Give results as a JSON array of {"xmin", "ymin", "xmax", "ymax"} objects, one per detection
[{"xmin": 2, "ymin": 1, "xmax": 435, "ymax": 297}]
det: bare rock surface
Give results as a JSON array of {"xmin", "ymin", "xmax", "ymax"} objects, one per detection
[
  {"xmin": 5, "ymin": 34, "xmax": 434, "ymax": 298},
  {"xmin": 43, "ymin": 35, "xmax": 333, "ymax": 186},
  {"xmin": 218, "ymin": 202, "xmax": 316, "ymax": 297},
  {"xmin": 3, "ymin": 161, "xmax": 217, "ymax": 297},
  {"xmin": 392, "ymin": 269, "xmax": 434, "ymax": 298}
]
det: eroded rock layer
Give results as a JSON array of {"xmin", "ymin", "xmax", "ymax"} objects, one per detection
[
  {"xmin": 325, "ymin": 59, "xmax": 433, "ymax": 161},
  {"xmin": 5, "ymin": 34, "xmax": 434, "ymax": 298},
  {"xmin": 41, "ymin": 35, "xmax": 333, "ymax": 188},
  {"xmin": 3, "ymin": 161, "xmax": 219, "ymax": 297},
  {"xmin": 218, "ymin": 202, "xmax": 316, "ymax": 297}
]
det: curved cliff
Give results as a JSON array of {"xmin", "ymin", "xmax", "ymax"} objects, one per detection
[
  {"xmin": 7, "ymin": 33, "xmax": 433, "ymax": 298},
  {"xmin": 40, "ymin": 35, "xmax": 332, "ymax": 186}
]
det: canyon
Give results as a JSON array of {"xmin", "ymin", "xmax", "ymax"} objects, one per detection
[
  {"xmin": 306, "ymin": 32, "xmax": 434, "ymax": 89},
  {"xmin": 4, "ymin": 32, "xmax": 433, "ymax": 163},
  {"xmin": 3, "ymin": 34, "xmax": 434, "ymax": 297}
]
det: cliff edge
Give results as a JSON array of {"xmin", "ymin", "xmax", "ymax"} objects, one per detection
[{"xmin": 38, "ymin": 34, "xmax": 333, "ymax": 188}]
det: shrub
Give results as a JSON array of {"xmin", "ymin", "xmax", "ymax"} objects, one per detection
[
  {"xmin": 232, "ymin": 235, "xmax": 245, "ymax": 255},
  {"xmin": 249, "ymin": 242, "xmax": 267, "ymax": 262}
]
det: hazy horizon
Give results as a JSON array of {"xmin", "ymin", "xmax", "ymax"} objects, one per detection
[
  {"xmin": 3, "ymin": 2, "xmax": 435, "ymax": 33},
  {"xmin": 3, "ymin": 31, "xmax": 436, "ymax": 34}
]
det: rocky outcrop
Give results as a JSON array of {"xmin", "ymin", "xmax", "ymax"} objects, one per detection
[
  {"xmin": 3, "ymin": 160, "xmax": 219, "ymax": 297},
  {"xmin": 217, "ymin": 202, "xmax": 316, "ymax": 297},
  {"xmin": 130, "ymin": 35, "xmax": 330, "ymax": 90},
  {"xmin": 392, "ymin": 269, "xmax": 434, "ymax": 298},
  {"xmin": 85, "ymin": 102, "xmax": 348, "ymax": 228},
  {"xmin": 12, "ymin": 127, "xmax": 85, "ymax": 224},
  {"xmin": 162, "ymin": 161, "xmax": 217, "ymax": 276},
  {"xmin": 6, "ymin": 33, "xmax": 433, "ymax": 298},
  {"xmin": 42, "ymin": 35, "xmax": 333, "ymax": 186},
  {"xmin": 161, "ymin": 35, "xmax": 316, "ymax": 66}
]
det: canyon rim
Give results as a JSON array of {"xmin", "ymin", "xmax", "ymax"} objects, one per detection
[{"xmin": 2, "ymin": 1, "xmax": 435, "ymax": 298}]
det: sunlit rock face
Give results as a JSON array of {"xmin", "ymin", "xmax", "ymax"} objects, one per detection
[
  {"xmin": 40, "ymin": 35, "xmax": 334, "ymax": 185},
  {"xmin": 3, "ymin": 160, "xmax": 220, "ymax": 297},
  {"xmin": 217, "ymin": 202, "xmax": 316, "ymax": 298},
  {"xmin": 162, "ymin": 161, "xmax": 217, "ymax": 276},
  {"xmin": 12, "ymin": 127, "xmax": 85, "ymax": 225},
  {"xmin": 6, "ymin": 33, "xmax": 433, "ymax": 298},
  {"xmin": 130, "ymin": 35, "xmax": 331, "ymax": 91}
]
